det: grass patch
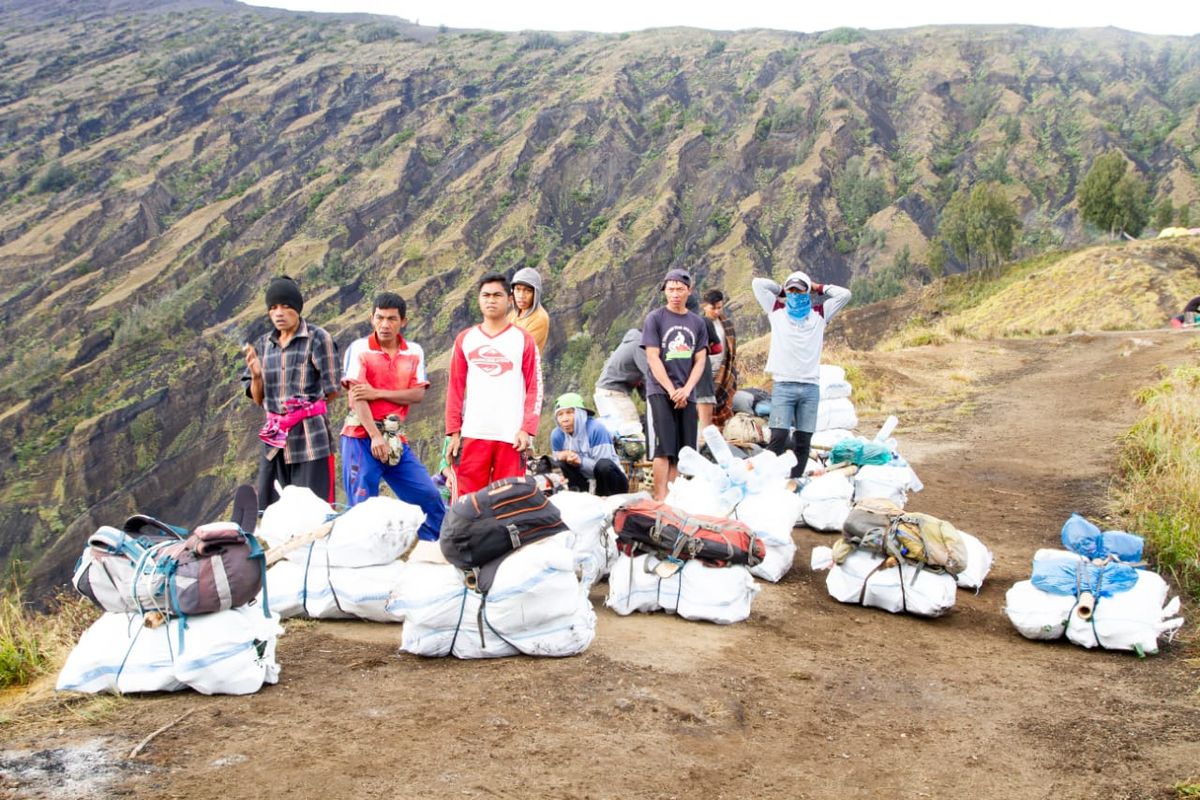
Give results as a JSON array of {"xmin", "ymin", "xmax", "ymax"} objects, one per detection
[
  {"xmin": 1, "ymin": 581, "xmax": 99, "ymax": 690},
  {"xmin": 1114, "ymin": 364, "xmax": 1200, "ymax": 602},
  {"xmin": 1177, "ymin": 780, "xmax": 1200, "ymax": 799}
]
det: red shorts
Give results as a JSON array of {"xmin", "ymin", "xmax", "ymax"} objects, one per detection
[{"xmin": 452, "ymin": 437, "xmax": 526, "ymax": 496}]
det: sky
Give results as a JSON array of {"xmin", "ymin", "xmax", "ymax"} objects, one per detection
[{"xmin": 243, "ymin": 0, "xmax": 1200, "ymax": 37}]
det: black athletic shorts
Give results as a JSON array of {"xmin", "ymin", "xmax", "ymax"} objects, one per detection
[{"xmin": 646, "ymin": 394, "xmax": 697, "ymax": 461}]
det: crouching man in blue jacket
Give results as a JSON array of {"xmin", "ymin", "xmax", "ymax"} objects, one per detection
[{"xmin": 550, "ymin": 392, "xmax": 629, "ymax": 496}]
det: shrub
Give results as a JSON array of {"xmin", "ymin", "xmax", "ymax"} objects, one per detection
[{"xmin": 35, "ymin": 162, "xmax": 76, "ymax": 193}]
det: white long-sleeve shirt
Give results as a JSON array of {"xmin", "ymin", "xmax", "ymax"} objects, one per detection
[{"xmin": 752, "ymin": 277, "xmax": 851, "ymax": 384}]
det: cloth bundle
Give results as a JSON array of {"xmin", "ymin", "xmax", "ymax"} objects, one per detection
[
  {"xmin": 261, "ymin": 488, "xmax": 423, "ymax": 621},
  {"xmin": 57, "ymin": 597, "xmax": 281, "ymax": 695},
  {"xmin": 389, "ymin": 535, "xmax": 596, "ymax": 659},
  {"xmin": 605, "ymin": 553, "xmax": 760, "ymax": 624},
  {"xmin": 1004, "ymin": 517, "xmax": 1183, "ymax": 655}
]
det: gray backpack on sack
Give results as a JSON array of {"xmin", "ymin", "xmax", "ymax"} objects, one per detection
[{"xmin": 73, "ymin": 513, "xmax": 267, "ymax": 619}]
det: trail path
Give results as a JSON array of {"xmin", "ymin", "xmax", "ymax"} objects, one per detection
[{"xmin": 4, "ymin": 331, "xmax": 1199, "ymax": 799}]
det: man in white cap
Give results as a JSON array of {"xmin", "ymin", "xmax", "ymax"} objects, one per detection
[{"xmin": 752, "ymin": 270, "xmax": 851, "ymax": 478}]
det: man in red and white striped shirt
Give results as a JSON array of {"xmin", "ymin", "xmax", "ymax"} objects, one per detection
[{"xmin": 444, "ymin": 272, "xmax": 544, "ymax": 496}]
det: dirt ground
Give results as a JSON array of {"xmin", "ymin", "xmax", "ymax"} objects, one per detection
[{"xmin": 4, "ymin": 330, "xmax": 1199, "ymax": 800}]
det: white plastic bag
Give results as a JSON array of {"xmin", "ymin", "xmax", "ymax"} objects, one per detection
[
  {"xmin": 266, "ymin": 559, "xmax": 407, "ymax": 622},
  {"xmin": 393, "ymin": 538, "xmax": 595, "ymax": 659},
  {"xmin": 665, "ymin": 475, "xmax": 740, "ymax": 517},
  {"xmin": 955, "ymin": 531, "xmax": 994, "ymax": 590},
  {"xmin": 799, "ymin": 473, "xmax": 854, "ymax": 531},
  {"xmin": 819, "ymin": 364, "xmax": 853, "ymax": 401},
  {"xmin": 551, "ymin": 491, "xmax": 616, "ymax": 586},
  {"xmin": 853, "ymin": 463, "xmax": 923, "ymax": 508},
  {"xmin": 605, "ymin": 554, "xmax": 759, "ymax": 624},
  {"xmin": 816, "ymin": 397, "xmax": 858, "ymax": 431},
  {"xmin": 57, "ymin": 601, "xmax": 281, "ymax": 695},
  {"xmin": 1065, "ymin": 569, "xmax": 1184, "ymax": 654},
  {"xmin": 1004, "ymin": 579, "xmax": 1075, "ymax": 641},
  {"xmin": 823, "ymin": 549, "xmax": 957, "ymax": 617},
  {"xmin": 259, "ymin": 491, "xmax": 423, "ymax": 568},
  {"xmin": 734, "ymin": 489, "xmax": 801, "ymax": 582}
]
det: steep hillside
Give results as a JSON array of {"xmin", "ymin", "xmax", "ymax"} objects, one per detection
[{"xmin": 2, "ymin": 0, "xmax": 1200, "ymax": 595}]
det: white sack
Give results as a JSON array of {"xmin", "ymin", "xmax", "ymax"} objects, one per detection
[
  {"xmin": 267, "ymin": 559, "xmax": 407, "ymax": 622},
  {"xmin": 665, "ymin": 476, "xmax": 740, "ymax": 518},
  {"xmin": 393, "ymin": 537, "xmax": 595, "ymax": 659},
  {"xmin": 853, "ymin": 463, "xmax": 924, "ymax": 508},
  {"xmin": 1065, "ymin": 569, "xmax": 1184, "ymax": 654},
  {"xmin": 817, "ymin": 397, "xmax": 858, "ymax": 431},
  {"xmin": 259, "ymin": 485, "xmax": 333, "ymax": 544},
  {"xmin": 812, "ymin": 429, "xmax": 856, "ymax": 449},
  {"xmin": 551, "ymin": 491, "xmax": 616, "ymax": 586},
  {"xmin": 824, "ymin": 549, "xmax": 957, "ymax": 617},
  {"xmin": 819, "ymin": 364, "xmax": 853, "ymax": 401},
  {"xmin": 956, "ymin": 531, "xmax": 994, "ymax": 591},
  {"xmin": 605, "ymin": 554, "xmax": 759, "ymax": 624},
  {"xmin": 57, "ymin": 601, "xmax": 281, "ymax": 696},
  {"xmin": 735, "ymin": 489, "xmax": 801, "ymax": 582},
  {"xmin": 1004, "ymin": 579, "xmax": 1075, "ymax": 641}
]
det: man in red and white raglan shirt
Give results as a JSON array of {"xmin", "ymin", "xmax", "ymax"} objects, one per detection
[{"xmin": 445, "ymin": 272, "xmax": 543, "ymax": 496}]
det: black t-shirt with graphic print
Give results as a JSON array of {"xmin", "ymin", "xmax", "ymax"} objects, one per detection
[{"xmin": 640, "ymin": 307, "xmax": 709, "ymax": 399}]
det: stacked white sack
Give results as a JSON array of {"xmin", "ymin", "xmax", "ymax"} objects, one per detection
[
  {"xmin": 816, "ymin": 365, "xmax": 858, "ymax": 432},
  {"xmin": 260, "ymin": 489, "xmax": 422, "ymax": 621},
  {"xmin": 799, "ymin": 473, "xmax": 854, "ymax": 531},
  {"xmin": 57, "ymin": 599, "xmax": 281, "ymax": 695},
  {"xmin": 550, "ymin": 491, "xmax": 617, "ymax": 587},
  {"xmin": 606, "ymin": 553, "xmax": 760, "ymax": 624},
  {"xmin": 853, "ymin": 463, "xmax": 923, "ymax": 508},
  {"xmin": 733, "ymin": 488, "xmax": 802, "ymax": 582},
  {"xmin": 1005, "ymin": 549, "xmax": 1183, "ymax": 654},
  {"xmin": 390, "ymin": 534, "xmax": 595, "ymax": 659},
  {"xmin": 811, "ymin": 547, "xmax": 957, "ymax": 617},
  {"xmin": 812, "ymin": 429, "xmax": 856, "ymax": 450}
]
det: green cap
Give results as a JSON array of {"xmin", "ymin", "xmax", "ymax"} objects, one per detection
[{"xmin": 554, "ymin": 392, "xmax": 587, "ymax": 413}]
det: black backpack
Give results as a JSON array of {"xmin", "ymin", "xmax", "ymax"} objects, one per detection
[{"xmin": 439, "ymin": 476, "xmax": 568, "ymax": 590}]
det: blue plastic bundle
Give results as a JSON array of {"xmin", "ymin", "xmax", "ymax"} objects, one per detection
[
  {"xmin": 829, "ymin": 439, "xmax": 892, "ymax": 467},
  {"xmin": 1060, "ymin": 513, "xmax": 1144, "ymax": 562},
  {"xmin": 1030, "ymin": 553, "xmax": 1139, "ymax": 598}
]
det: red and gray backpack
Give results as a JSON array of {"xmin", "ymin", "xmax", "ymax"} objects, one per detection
[{"xmin": 613, "ymin": 498, "xmax": 764, "ymax": 567}]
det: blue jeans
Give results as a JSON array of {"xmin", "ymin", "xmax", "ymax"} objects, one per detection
[
  {"xmin": 341, "ymin": 435, "xmax": 446, "ymax": 541},
  {"xmin": 767, "ymin": 381, "xmax": 820, "ymax": 433}
]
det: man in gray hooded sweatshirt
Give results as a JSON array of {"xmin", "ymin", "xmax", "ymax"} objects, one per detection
[{"xmin": 752, "ymin": 270, "xmax": 851, "ymax": 478}]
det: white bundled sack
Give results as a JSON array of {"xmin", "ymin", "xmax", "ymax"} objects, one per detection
[
  {"xmin": 57, "ymin": 601, "xmax": 281, "ymax": 695},
  {"xmin": 605, "ymin": 554, "xmax": 760, "ymax": 624},
  {"xmin": 261, "ymin": 493, "xmax": 422, "ymax": 568},
  {"xmin": 799, "ymin": 473, "xmax": 854, "ymax": 531},
  {"xmin": 1004, "ymin": 579, "xmax": 1076, "ymax": 641},
  {"xmin": 266, "ymin": 559, "xmax": 407, "ymax": 622},
  {"xmin": 1065, "ymin": 570, "xmax": 1184, "ymax": 654},
  {"xmin": 853, "ymin": 463, "xmax": 923, "ymax": 508},
  {"xmin": 550, "ymin": 491, "xmax": 615, "ymax": 587},
  {"xmin": 815, "ymin": 547, "xmax": 957, "ymax": 617},
  {"xmin": 812, "ymin": 428, "xmax": 855, "ymax": 449},
  {"xmin": 819, "ymin": 364, "xmax": 853, "ymax": 401},
  {"xmin": 734, "ymin": 488, "xmax": 801, "ymax": 582},
  {"xmin": 665, "ymin": 475, "xmax": 739, "ymax": 518},
  {"xmin": 392, "ymin": 536, "xmax": 595, "ymax": 659},
  {"xmin": 259, "ymin": 485, "xmax": 333, "ymax": 543},
  {"xmin": 817, "ymin": 397, "xmax": 858, "ymax": 432},
  {"xmin": 956, "ymin": 531, "xmax": 994, "ymax": 590}
]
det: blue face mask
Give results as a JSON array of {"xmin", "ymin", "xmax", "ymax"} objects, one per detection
[{"xmin": 785, "ymin": 292, "xmax": 811, "ymax": 320}]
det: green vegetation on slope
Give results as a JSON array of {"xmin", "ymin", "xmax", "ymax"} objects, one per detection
[{"xmin": 1116, "ymin": 358, "xmax": 1200, "ymax": 603}]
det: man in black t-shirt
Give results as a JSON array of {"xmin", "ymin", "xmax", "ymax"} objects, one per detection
[{"xmin": 641, "ymin": 268, "xmax": 709, "ymax": 500}]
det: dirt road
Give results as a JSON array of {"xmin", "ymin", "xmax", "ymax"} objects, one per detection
[{"xmin": 4, "ymin": 331, "xmax": 1199, "ymax": 799}]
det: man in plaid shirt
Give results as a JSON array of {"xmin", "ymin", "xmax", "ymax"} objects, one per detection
[{"xmin": 242, "ymin": 276, "xmax": 340, "ymax": 511}]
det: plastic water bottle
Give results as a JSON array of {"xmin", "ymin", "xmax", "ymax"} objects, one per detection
[
  {"xmin": 677, "ymin": 446, "xmax": 730, "ymax": 488},
  {"xmin": 874, "ymin": 415, "xmax": 898, "ymax": 442},
  {"xmin": 702, "ymin": 424, "xmax": 735, "ymax": 466}
]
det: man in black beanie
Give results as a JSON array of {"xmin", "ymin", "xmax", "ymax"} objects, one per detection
[{"xmin": 242, "ymin": 276, "xmax": 340, "ymax": 511}]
